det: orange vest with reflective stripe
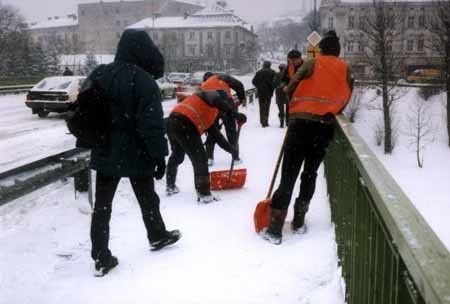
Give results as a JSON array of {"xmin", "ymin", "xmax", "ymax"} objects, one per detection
[
  {"xmin": 171, "ymin": 94, "xmax": 219, "ymax": 135},
  {"xmin": 200, "ymin": 75, "xmax": 232, "ymax": 97},
  {"xmin": 289, "ymin": 56, "xmax": 351, "ymax": 116}
]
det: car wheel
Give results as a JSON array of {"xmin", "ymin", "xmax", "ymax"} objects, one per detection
[{"xmin": 37, "ymin": 110, "xmax": 49, "ymax": 118}]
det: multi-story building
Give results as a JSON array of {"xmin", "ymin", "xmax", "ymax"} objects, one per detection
[
  {"xmin": 319, "ymin": 0, "xmax": 444, "ymax": 78},
  {"xmin": 28, "ymin": 15, "xmax": 80, "ymax": 53},
  {"xmin": 128, "ymin": 4, "xmax": 258, "ymax": 72},
  {"xmin": 78, "ymin": 0, "xmax": 203, "ymax": 53}
]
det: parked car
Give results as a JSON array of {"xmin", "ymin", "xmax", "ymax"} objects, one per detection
[
  {"xmin": 167, "ymin": 72, "xmax": 191, "ymax": 84},
  {"xmin": 156, "ymin": 76, "xmax": 177, "ymax": 99},
  {"xmin": 25, "ymin": 76, "xmax": 86, "ymax": 117},
  {"xmin": 175, "ymin": 76, "xmax": 203, "ymax": 103}
]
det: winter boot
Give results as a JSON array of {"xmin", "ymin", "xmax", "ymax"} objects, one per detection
[
  {"xmin": 150, "ymin": 230, "xmax": 182, "ymax": 251},
  {"xmin": 166, "ymin": 185, "xmax": 180, "ymax": 196},
  {"xmin": 262, "ymin": 208, "xmax": 288, "ymax": 245},
  {"xmin": 280, "ymin": 118, "xmax": 284, "ymax": 128},
  {"xmin": 197, "ymin": 193, "xmax": 220, "ymax": 204},
  {"xmin": 94, "ymin": 255, "xmax": 119, "ymax": 277},
  {"xmin": 292, "ymin": 199, "xmax": 309, "ymax": 233}
]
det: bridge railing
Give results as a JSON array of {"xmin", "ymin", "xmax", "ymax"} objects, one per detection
[
  {"xmin": 0, "ymin": 85, "xmax": 34, "ymax": 95},
  {"xmin": 324, "ymin": 115, "xmax": 450, "ymax": 304}
]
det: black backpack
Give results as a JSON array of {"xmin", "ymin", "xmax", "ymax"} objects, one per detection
[{"xmin": 66, "ymin": 78, "xmax": 111, "ymax": 148}]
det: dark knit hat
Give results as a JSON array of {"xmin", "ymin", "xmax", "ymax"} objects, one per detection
[
  {"xmin": 203, "ymin": 71, "xmax": 214, "ymax": 82},
  {"xmin": 319, "ymin": 30, "xmax": 341, "ymax": 56},
  {"xmin": 278, "ymin": 63, "xmax": 286, "ymax": 71},
  {"xmin": 262, "ymin": 61, "xmax": 271, "ymax": 68},
  {"xmin": 287, "ymin": 49, "xmax": 302, "ymax": 59}
]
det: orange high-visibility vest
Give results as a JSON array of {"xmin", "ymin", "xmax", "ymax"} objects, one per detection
[
  {"xmin": 171, "ymin": 94, "xmax": 219, "ymax": 135},
  {"xmin": 289, "ymin": 56, "xmax": 351, "ymax": 116},
  {"xmin": 288, "ymin": 63, "xmax": 296, "ymax": 80},
  {"xmin": 200, "ymin": 75, "xmax": 232, "ymax": 97}
]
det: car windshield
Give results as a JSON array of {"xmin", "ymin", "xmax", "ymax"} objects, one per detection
[{"xmin": 35, "ymin": 77, "xmax": 73, "ymax": 91}]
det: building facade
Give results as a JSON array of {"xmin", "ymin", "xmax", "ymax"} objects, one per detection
[
  {"xmin": 78, "ymin": 0, "xmax": 203, "ymax": 53},
  {"xmin": 319, "ymin": 0, "xmax": 444, "ymax": 78},
  {"xmin": 128, "ymin": 4, "xmax": 258, "ymax": 72}
]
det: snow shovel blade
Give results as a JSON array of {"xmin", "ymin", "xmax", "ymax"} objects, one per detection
[
  {"xmin": 253, "ymin": 198, "xmax": 271, "ymax": 233},
  {"xmin": 210, "ymin": 168, "xmax": 247, "ymax": 190}
]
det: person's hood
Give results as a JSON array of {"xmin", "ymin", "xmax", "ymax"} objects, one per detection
[{"xmin": 115, "ymin": 29, "xmax": 164, "ymax": 78}]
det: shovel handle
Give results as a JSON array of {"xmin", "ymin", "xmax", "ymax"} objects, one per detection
[
  {"xmin": 266, "ymin": 131, "xmax": 288, "ymax": 199},
  {"xmin": 227, "ymin": 122, "xmax": 242, "ymax": 183}
]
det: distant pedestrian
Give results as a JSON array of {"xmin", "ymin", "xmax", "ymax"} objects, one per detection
[
  {"xmin": 63, "ymin": 67, "xmax": 74, "ymax": 76},
  {"xmin": 165, "ymin": 90, "xmax": 246, "ymax": 203},
  {"xmin": 281, "ymin": 49, "xmax": 303, "ymax": 88},
  {"xmin": 273, "ymin": 63, "xmax": 289, "ymax": 128},
  {"xmin": 262, "ymin": 30, "xmax": 354, "ymax": 245},
  {"xmin": 201, "ymin": 72, "xmax": 246, "ymax": 165},
  {"xmin": 86, "ymin": 29, "xmax": 180, "ymax": 276},
  {"xmin": 252, "ymin": 61, "xmax": 276, "ymax": 127}
]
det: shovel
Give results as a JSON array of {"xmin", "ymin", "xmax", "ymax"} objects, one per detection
[
  {"xmin": 210, "ymin": 123, "xmax": 246, "ymax": 190},
  {"xmin": 253, "ymin": 132, "xmax": 287, "ymax": 233}
]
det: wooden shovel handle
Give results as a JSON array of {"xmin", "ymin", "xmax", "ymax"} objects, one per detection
[
  {"xmin": 266, "ymin": 131, "xmax": 288, "ymax": 199},
  {"xmin": 227, "ymin": 122, "xmax": 243, "ymax": 182}
]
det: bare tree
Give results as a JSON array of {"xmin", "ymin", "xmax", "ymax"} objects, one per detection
[
  {"xmin": 357, "ymin": 0, "xmax": 406, "ymax": 153},
  {"xmin": 405, "ymin": 96, "xmax": 435, "ymax": 168},
  {"xmin": 428, "ymin": 0, "xmax": 450, "ymax": 147},
  {"xmin": 344, "ymin": 85, "xmax": 367, "ymax": 122}
]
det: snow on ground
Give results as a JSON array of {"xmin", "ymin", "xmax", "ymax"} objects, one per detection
[
  {"xmin": 351, "ymin": 87, "xmax": 450, "ymax": 250},
  {"xmin": 0, "ymin": 92, "xmax": 344, "ymax": 304}
]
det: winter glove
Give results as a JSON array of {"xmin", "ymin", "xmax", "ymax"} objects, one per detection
[
  {"xmin": 235, "ymin": 112, "xmax": 247, "ymax": 125},
  {"xmin": 152, "ymin": 158, "xmax": 166, "ymax": 180}
]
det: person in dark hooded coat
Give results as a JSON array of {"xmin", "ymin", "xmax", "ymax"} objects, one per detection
[
  {"xmin": 252, "ymin": 61, "xmax": 276, "ymax": 127},
  {"xmin": 85, "ymin": 29, "xmax": 180, "ymax": 276}
]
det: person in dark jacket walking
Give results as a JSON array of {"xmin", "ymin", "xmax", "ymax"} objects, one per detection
[
  {"xmin": 63, "ymin": 67, "xmax": 74, "ymax": 76},
  {"xmin": 263, "ymin": 30, "xmax": 354, "ymax": 245},
  {"xmin": 252, "ymin": 61, "xmax": 276, "ymax": 127},
  {"xmin": 86, "ymin": 29, "xmax": 180, "ymax": 276},
  {"xmin": 165, "ymin": 90, "xmax": 246, "ymax": 203},
  {"xmin": 273, "ymin": 64, "xmax": 289, "ymax": 128},
  {"xmin": 201, "ymin": 72, "xmax": 246, "ymax": 165}
]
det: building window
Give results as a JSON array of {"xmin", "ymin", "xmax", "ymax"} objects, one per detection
[
  {"xmin": 188, "ymin": 45, "xmax": 196, "ymax": 56},
  {"xmin": 225, "ymin": 31, "xmax": 231, "ymax": 40},
  {"xmin": 418, "ymin": 39, "xmax": 424, "ymax": 52},
  {"xmin": 189, "ymin": 32, "xmax": 195, "ymax": 40},
  {"xmin": 224, "ymin": 46, "xmax": 232, "ymax": 57},
  {"xmin": 358, "ymin": 41, "xmax": 364, "ymax": 52},
  {"xmin": 419, "ymin": 15, "xmax": 425, "ymax": 27},
  {"xmin": 81, "ymin": 10, "xmax": 85, "ymax": 16},
  {"xmin": 207, "ymin": 31, "xmax": 213, "ymax": 40},
  {"xmin": 115, "ymin": 8, "xmax": 120, "ymax": 14},
  {"xmin": 408, "ymin": 16, "xmax": 415, "ymax": 28},
  {"xmin": 116, "ymin": 20, "xmax": 121, "ymax": 26},
  {"xmin": 104, "ymin": 9, "xmax": 109, "ymax": 16},
  {"xmin": 328, "ymin": 16, "xmax": 334, "ymax": 29},
  {"xmin": 387, "ymin": 41, "xmax": 393, "ymax": 52},
  {"xmin": 152, "ymin": 32, "xmax": 158, "ymax": 39},
  {"xmin": 116, "ymin": 32, "xmax": 121, "ymax": 38},
  {"xmin": 207, "ymin": 45, "xmax": 214, "ymax": 57},
  {"xmin": 346, "ymin": 41, "xmax": 353, "ymax": 53},
  {"xmin": 348, "ymin": 15, "xmax": 354, "ymax": 29},
  {"xmin": 407, "ymin": 40, "xmax": 414, "ymax": 51}
]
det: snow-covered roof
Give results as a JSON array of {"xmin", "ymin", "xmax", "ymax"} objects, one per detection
[
  {"xmin": 59, "ymin": 54, "xmax": 115, "ymax": 66},
  {"xmin": 29, "ymin": 16, "xmax": 78, "ymax": 30},
  {"xmin": 128, "ymin": 4, "xmax": 253, "ymax": 32}
]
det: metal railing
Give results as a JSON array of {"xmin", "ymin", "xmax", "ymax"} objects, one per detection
[
  {"xmin": 324, "ymin": 115, "xmax": 450, "ymax": 304},
  {"xmin": 0, "ymin": 85, "xmax": 34, "ymax": 95}
]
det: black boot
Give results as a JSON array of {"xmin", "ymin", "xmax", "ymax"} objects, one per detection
[
  {"xmin": 292, "ymin": 199, "xmax": 309, "ymax": 233},
  {"xmin": 94, "ymin": 255, "xmax": 119, "ymax": 277},
  {"xmin": 280, "ymin": 119, "xmax": 284, "ymax": 128},
  {"xmin": 150, "ymin": 230, "xmax": 182, "ymax": 251},
  {"xmin": 263, "ymin": 208, "xmax": 288, "ymax": 245}
]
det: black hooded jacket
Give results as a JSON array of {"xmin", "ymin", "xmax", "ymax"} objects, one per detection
[{"xmin": 88, "ymin": 29, "xmax": 168, "ymax": 177}]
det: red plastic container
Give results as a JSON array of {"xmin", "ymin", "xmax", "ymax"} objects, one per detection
[{"xmin": 210, "ymin": 168, "xmax": 247, "ymax": 190}]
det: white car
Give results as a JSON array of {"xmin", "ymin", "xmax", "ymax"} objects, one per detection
[
  {"xmin": 156, "ymin": 76, "xmax": 177, "ymax": 99},
  {"xmin": 25, "ymin": 76, "xmax": 86, "ymax": 117},
  {"xmin": 167, "ymin": 72, "xmax": 191, "ymax": 84}
]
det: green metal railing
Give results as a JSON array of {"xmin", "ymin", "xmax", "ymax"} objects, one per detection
[{"xmin": 324, "ymin": 115, "xmax": 450, "ymax": 304}]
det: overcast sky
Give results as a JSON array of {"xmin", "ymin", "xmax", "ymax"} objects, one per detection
[{"xmin": 0, "ymin": 0, "xmax": 315, "ymax": 24}]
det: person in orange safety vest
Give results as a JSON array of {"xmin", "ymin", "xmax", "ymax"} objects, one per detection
[
  {"xmin": 262, "ymin": 30, "xmax": 354, "ymax": 245},
  {"xmin": 165, "ymin": 90, "xmax": 247, "ymax": 204}
]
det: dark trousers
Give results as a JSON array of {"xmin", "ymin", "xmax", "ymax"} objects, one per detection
[
  {"xmin": 90, "ymin": 172, "xmax": 166, "ymax": 263},
  {"xmin": 205, "ymin": 114, "xmax": 238, "ymax": 160},
  {"xmin": 271, "ymin": 119, "xmax": 335, "ymax": 210},
  {"xmin": 275, "ymin": 89, "xmax": 289, "ymax": 127},
  {"xmin": 166, "ymin": 115, "xmax": 211, "ymax": 195},
  {"xmin": 258, "ymin": 95, "xmax": 272, "ymax": 127}
]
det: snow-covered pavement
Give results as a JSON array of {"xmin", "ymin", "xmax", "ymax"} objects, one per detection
[{"xmin": 0, "ymin": 94, "xmax": 344, "ymax": 304}]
